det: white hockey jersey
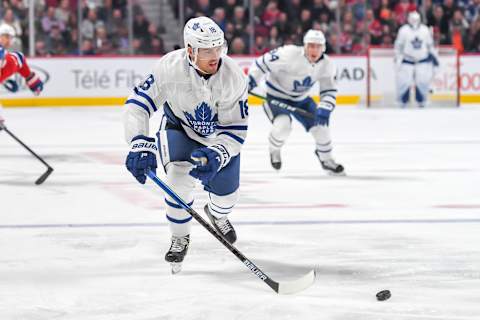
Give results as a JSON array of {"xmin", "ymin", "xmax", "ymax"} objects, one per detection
[
  {"xmin": 394, "ymin": 24, "xmax": 437, "ymax": 63},
  {"xmin": 248, "ymin": 45, "xmax": 337, "ymax": 109},
  {"xmin": 123, "ymin": 49, "xmax": 249, "ymax": 158}
]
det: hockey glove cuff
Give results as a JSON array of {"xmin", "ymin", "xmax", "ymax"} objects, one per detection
[
  {"xmin": 26, "ymin": 72, "xmax": 44, "ymax": 95},
  {"xmin": 126, "ymin": 135, "xmax": 158, "ymax": 184},
  {"xmin": 189, "ymin": 145, "xmax": 230, "ymax": 184},
  {"xmin": 315, "ymin": 103, "xmax": 333, "ymax": 126}
]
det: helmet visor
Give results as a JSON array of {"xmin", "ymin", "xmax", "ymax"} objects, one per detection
[{"xmin": 196, "ymin": 42, "xmax": 227, "ymax": 61}]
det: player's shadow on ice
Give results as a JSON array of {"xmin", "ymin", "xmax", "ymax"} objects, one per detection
[{"xmin": 284, "ymin": 174, "xmax": 420, "ymax": 181}]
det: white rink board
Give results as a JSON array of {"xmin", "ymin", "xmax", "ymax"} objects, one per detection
[{"xmin": 2, "ymin": 54, "xmax": 479, "ymax": 103}]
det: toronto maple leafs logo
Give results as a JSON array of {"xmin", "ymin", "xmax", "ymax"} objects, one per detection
[
  {"xmin": 192, "ymin": 23, "xmax": 200, "ymax": 31},
  {"xmin": 411, "ymin": 37, "xmax": 422, "ymax": 50},
  {"xmin": 184, "ymin": 102, "xmax": 218, "ymax": 136},
  {"xmin": 293, "ymin": 76, "xmax": 314, "ymax": 93}
]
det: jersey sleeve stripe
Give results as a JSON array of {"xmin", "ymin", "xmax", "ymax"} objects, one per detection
[
  {"xmin": 126, "ymin": 99, "xmax": 151, "ymax": 116},
  {"xmin": 262, "ymin": 56, "xmax": 272, "ymax": 72},
  {"xmin": 218, "ymin": 131, "xmax": 245, "ymax": 144},
  {"xmin": 255, "ymin": 60, "xmax": 267, "ymax": 74},
  {"xmin": 216, "ymin": 125, "xmax": 248, "ymax": 130},
  {"xmin": 134, "ymin": 87, "xmax": 158, "ymax": 112}
]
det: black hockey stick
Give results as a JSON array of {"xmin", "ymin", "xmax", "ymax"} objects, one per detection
[
  {"xmin": 0, "ymin": 124, "xmax": 53, "ymax": 185},
  {"xmin": 249, "ymin": 92, "xmax": 315, "ymax": 119},
  {"xmin": 146, "ymin": 170, "xmax": 316, "ymax": 294}
]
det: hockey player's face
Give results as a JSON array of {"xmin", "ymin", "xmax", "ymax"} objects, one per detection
[
  {"xmin": 0, "ymin": 35, "xmax": 12, "ymax": 48},
  {"xmin": 191, "ymin": 46, "xmax": 224, "ymax": 74},
  {"xmin": 305, "ymin": 43, "xmax": 323, "ymax": 63}
]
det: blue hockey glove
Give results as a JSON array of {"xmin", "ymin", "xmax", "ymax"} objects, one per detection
[
  {"xmin": 125, "ymin": 135, "xmax": 158, "ymax": 184},
  {"xmin": 189, "ymin": 145, "xmax": 229, "ymax": 184},
  {"xmin": 26, "ymin": 72, "xmax": 44, "ymax": 95},
  {"xmin": 4, "ymin": 79, "xmax": 18, "ymax": 92},
  {"xmin": 315, "ymin": 105, "xmax": 333, "ymax": 126},
  {"xmin": 0, "ymin": 46, "xmax": 5, "ymax": 60},
  {"xmin": 248, "ymin": 75, "xmax": 257, "ymax": 93}
]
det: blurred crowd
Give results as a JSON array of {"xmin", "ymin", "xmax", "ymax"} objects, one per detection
[
  {"xmin": 1, "ymin": 0, "xmax": 479, "ymax": 56},
  {"xmin": 0, "ymin": 0, "xmax": 165, "ymax": 56},
  {"xmin": 181, "ymin": 0, "xmax": 480, "ymax": 54}
]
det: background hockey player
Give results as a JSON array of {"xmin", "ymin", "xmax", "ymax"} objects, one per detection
[
  {"xmin": 0, "ymin": 23, "xmax": 44, "ymax": 129},
  {"xmin": 123, "ymin": 17, "xmax": 248, "ymax": 272},
  {"xmin": 394, "ymin": 11, "xmax": 439, "ymax": 108},
  {"xmin": 248, "ymin": 29, "xmax": 344, "ymax": 175}
]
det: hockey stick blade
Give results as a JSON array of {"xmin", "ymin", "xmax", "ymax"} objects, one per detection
[
  {"xmin": 35, "ymin": 167, "xmax": 53, "ymax": 185},
  {"xmin": 146, "ymin": 170, "xmax": 316, "ymax": 294},
  {"xmin": 275, "ymin": 269, "xmax": 316, "ymax": 295}
]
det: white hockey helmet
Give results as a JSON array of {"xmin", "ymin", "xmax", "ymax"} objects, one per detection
[
  {"xmin": 407, "ymin": 11, "xmax": 421, "ymax": 28},
  {"xmin": 184, "ymin": 16, "xmax": 225, "ymax": 49},
  {"xmin": 183, "ymin": 17, "xmax": 226, "ymax": 73},
  {"xmin": 303, "ymin": 29, "xmax": 326, "ymax": 52},
  {"xmin": 0, "ymin": 24, "xmax": 15, "ymax": 37}
]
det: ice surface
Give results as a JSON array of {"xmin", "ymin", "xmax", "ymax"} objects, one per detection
[{"xmin": 1, "ymin": 105, "xmax": 480, "ymax": 320}]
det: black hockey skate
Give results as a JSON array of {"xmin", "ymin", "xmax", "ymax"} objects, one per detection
[
  {"xmin": 315, "ymin": 150, "xmax": 345, "ymax": 176},
  {"xmin": 270, "ymin": 149, "xmax": 281, "ymax": 170},
  {"xmin": 165, "ymin": 235, "xmax": 190, "ymax": 274},
  {"xmin": 204, "ymin": 205, "xmax": 237, "ymax": 244}
]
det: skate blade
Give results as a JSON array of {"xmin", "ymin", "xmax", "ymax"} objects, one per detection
[
  {"xmin": 171, "ymin": 262, "xmax": 182, "ymax": 274},
  {"xmin": 327, "ymin": 171, "xmax": 346, "ymax": 177}
]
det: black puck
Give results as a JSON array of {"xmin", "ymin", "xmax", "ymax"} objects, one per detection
[{"xmin": 376, "ymin": 290, "xmax": 391, "ymax": 301}]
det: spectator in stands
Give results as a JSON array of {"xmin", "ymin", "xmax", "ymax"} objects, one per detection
[
  {"xmin": 133, "ymin": 12, "xmax": 149, "ymax": 40},
  {"xmin": 262, "ymin": 1, "xmax": 281, "ymax": 28},
  {"xmin": 428, "ymin": 5, "xmax": 450, "ymax": 44},
  {"xmin": 367, "ymin": 8, "xmax": 383, "ymax": 45},
  {"xmin": 81, "ymin": 8, "xmax": 103, "ymax": 40},
  {"xmin": 55, "ymin": 0, "xmax": 71, "ymax": 25},
  {"xmin": 224, "ymin": 0, "xmax": 238, "ymax": 20},
  {"xmin": 193, "ymin": 0, "xmax": 213, "ymax": 17},
  {"xmin": 212, "ymin": 7, "xmax": 226, "ymax": 31},
  {"xmin": 285, "ymin": 0, "xmax": 302, "ymax": 24},
  {"xmin": 299, "ymin": 9, "xmax": 313, "ymax": 33},
  {"xmin": 149, "ymin": 37, "xmax": 165, "ymax": 55},
  {"xmin": 42, "ymin": 6, "xmax": 66, "ymax": 35},
  {"xmin": 232, "ymin": 5, "xmax": 246, "ymax": 33},
  {"xmin": 464, "ymin": 0, "xmax": 480, "ymax": 23},
  {"xmin": 114, "ymin": 25, "xmax": 130, "ymax": 55},
  {"xmin": 394, "ymin": 0, "xmax": 417, "ymax": 26},
  {"xmin": 35, "ymin": 40, "xmax": 49, "ymax": 57},
  {"xmin": 132, "ymin": 38, "xmax": 145, "ymax": 54},
  {"xmin": 351, "ymin": 0, "xmax": 367, "ymax": 22},
  {"xmin": 81, "ymin": 39, "xmax": 95, "ymax": 55},
  {"xmin": 268, "ymin": 25, "xmax": 282, "ymax": 49},
  {"xmin": 442, "ymin": 0, "xmax": 458, "ymax": 22},
  {"xmin": 230, "ymin": 36, "xmax": 247, "ymax": 54},
  {"xmin": 339, "ymin": 23, "xmax": 354, "ymax": 53},
  {"xmin": 106, "ymin": 8, "xmax": 124, "ymax": 37},
  {"xmin": 252, "ymin": 35, "xmax": 269, "ymax": 55},
  {"xmin": 95, "ymin": 26, "xmax": 115, "ymax": 55},
  {"xmin": 468, "ymin": 17, "xmax": 480, "ymax": 51},
  {"xmin": 0, "ymin": 8, "xmax": 22, "ymax": 50},
  {"xmin": 45, "ymin": 24, "xmax": 66, "ymax": 54}
]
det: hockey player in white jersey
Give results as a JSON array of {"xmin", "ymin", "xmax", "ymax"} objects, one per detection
[
  {"xmin": 394, "ymin": 11, "xmax": 439, "ymax": 108},
  {"xmin": 248, "ymin": 29, "xmax": 344, "ymax": 175},
  {"xmin": 123, "ymin": 17, "xmax": 248, "ymax": 272}
]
